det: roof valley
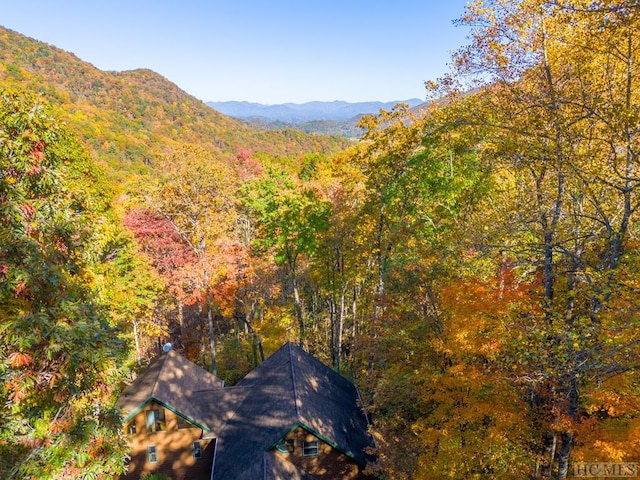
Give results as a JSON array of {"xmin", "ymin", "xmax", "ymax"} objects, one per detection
[{"xmin": 118, "ymin": 342, "xmax": 375, "ymax": 478}]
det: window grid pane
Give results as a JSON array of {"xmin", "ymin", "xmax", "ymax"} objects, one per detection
[
  {"xmin": 147, "ymin": 445, "xmax": 158, "ymax": 463},
  {"xmin": 146, "ymin": 409, "xmax": 166, "ymax": 432},
  {"xmin": 192, "ymin": 441, "xmax": 202, "ymax": 459},
  {"xmin": 303, "ymin": 440, "xmax": 319, "ymax": 456}
]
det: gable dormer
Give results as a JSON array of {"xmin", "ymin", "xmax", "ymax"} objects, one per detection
[{"xmin": 118, "ymin": 343, "xmax": 375, "ymax": 479}]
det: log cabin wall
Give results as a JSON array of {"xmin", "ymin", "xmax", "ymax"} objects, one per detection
[{"xmin": 121, "ymin": 400, "xmax": 214, "ymax": 480}]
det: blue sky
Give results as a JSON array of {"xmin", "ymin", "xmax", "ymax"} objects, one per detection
[{"xmin": 0, "ymin": 1, "xmax": 471, "ymax": 104}]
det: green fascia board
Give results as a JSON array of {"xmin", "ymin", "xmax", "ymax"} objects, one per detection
[
  {"xmin": 122, "ymin": 398, "xmax": 152, "ymax": 423},
  {"xmin": 123, "ymin": 397, "xmax": 210, "ymax": 433},
  {"xmin": 267, "ymin": 422, "xmax": 362, "ymax": 464}
]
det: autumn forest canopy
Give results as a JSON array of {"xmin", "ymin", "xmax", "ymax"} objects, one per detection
[{"xmin": 2, "ymin": 1, "xmax": 640, "ymax": 479}]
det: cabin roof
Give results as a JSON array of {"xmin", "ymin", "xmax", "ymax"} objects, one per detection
[
  {"xmin": 211, "ymin": 342, "xmax": 373, "ymax": 479},
  {"xmin": 118, "ymin": 342, "xmax": 373, "ymax": 479},
  {"xmin": 116, "ymin": 348, "xmax": 224, "ymax": 430}
]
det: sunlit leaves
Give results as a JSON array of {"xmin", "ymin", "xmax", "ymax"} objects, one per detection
[
  {"xmin": 0, "ymin": 89, "xmax": 127, "ymax": 479},
  {"xmin": 424, "ymin": 1, "xmax": 640, "ymax": 477}
]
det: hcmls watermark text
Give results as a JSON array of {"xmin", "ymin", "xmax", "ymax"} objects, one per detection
[{"xmin": 574, "ymin": 462, "xmax": 638, "ymax": 478}]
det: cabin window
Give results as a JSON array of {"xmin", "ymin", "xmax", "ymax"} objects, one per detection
[
  {"xmin": 303, "ymin": 440, "xmax": 319, "ymax": 456},
  {"xmin": 192, "ymin": 441, "xmax": 202, "ymax": 459},
  {"xmin": 146, "ymin": 409, "xmax": 166, "ymax": 432},
  {"xmin": 126, "ymin": 423, "xmax": 136, "ymax": 435},
  {"xmin": 177, "ymin": 415, "xmax": 192, "ymax": 429},
  {"xmin": 276, "ymin": 438, "xmax": 295, "ymax": 454},
  {"xmin": 147, "ymin": 445, "xmax": 158, "ymax": 463}
]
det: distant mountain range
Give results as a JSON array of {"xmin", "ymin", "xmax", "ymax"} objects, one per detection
[
  {"xmin": 206, "ymin": 99, "xmax": 425, "ymax": 124},
  {"xmin": 0, "ymin": 26, "xmax": 351, "ymax": 176}
]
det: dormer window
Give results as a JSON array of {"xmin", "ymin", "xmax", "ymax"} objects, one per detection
[
  {"xmin": 303, "ymin": 440, "xmax": 319, "ymax": 456},
  {"xmin": 192, "ymin": 441, "xmax": 202, "ymax": 459},
  {"xmin": 146, "ymin": 408, "xmax": 166, "ymax": 432},
  {"xmin": 276, "ymin": 438, "xmax": 295, "ymax": 454},
  {"xmin": 177, "ymin": 415, "xmax": 193, "ymax": 429}
]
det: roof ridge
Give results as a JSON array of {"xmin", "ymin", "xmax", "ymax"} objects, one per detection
[{"xmin": 288, "ymin": 342, "xmax": 300, "ymax": 417}]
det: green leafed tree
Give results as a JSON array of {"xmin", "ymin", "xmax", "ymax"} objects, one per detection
[
  {"xmin": 0, "ymin": 89, "xmax": 128, "ymax": 479},
  {"xmin": 241, "ymin": 166, "xmax": 332, "ymax": 345},
  {"xmin": 345, "ymin": 104, "xmax": 491, "ymax": 478}
]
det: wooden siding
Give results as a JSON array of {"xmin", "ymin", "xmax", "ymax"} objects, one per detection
[
  {"xmin": 120, "ymin": 401, "xmax": 214, "ymax": 480},
  {"xmin": 274, "ymin": 426, "xmax": 369, "ymax": 480}
]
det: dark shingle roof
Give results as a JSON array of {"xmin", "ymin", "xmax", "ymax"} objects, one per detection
[
  {"xmin": 190, "ymin": 386, "xmax": 252, "ymax": 438},
  {"xmin": 211, "ymin": 342, "xmax": 373, "ymax": 479},
  {"xmin": 117, "ymin": 343, "xmax": 374, "ymax": 479},
  {"xmin": 117, "ymin": 349, "xmax": 224, "ymax": 431},
  {"xmin": 290, "ymin": 344, "xmax": 373, "ymax": 465}
]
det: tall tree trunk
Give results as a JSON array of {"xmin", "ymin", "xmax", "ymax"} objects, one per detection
[
  {"xmin": 556, "ymin": 433, "xmax": 572, "ymax": 480},
  {"xmin": 352, "ymin": 285, "xmax": 358, "ymax": 340},
  {"xmin": 291, "ymin": 266, "xmax": 305, "ymax": 346},
  {"xmin": 329, "ymin": 297, "xmax": 336, "ymax": 368},
  {"xmin": 557, "ymin": 376, "xmax": 579, "ymax": 479},
  {"xmin": 255, "ymin": 333, "xmax": 265, "ymax": 363},
  {"xmin": 177, "ymin": 301, "xmax": 184, "ymax": 338},
  {"xmin": 336, "ymin": 289, "xmax": 345, "ymax": 372},
  {"xmin": 287, "ymin": 252, "xmax": 305, "ymax": 346},
  {"xmin": 369, "ymin": 212, "xmax": 386, "ymax": 375},
  {"xmin": 542, "ymin": 228, "xmax": 554, "ymax": 322},
  {"xmin": 311, "ymin": 289, "xmax": 318, "ymax": 331},
  {"xmin": 543, "ymin": 431, "xmax": 557, "ymax": 479},
  {"xmin": 244, "ymin": 308, "xmax": 264, "ymax": 365},
  {"xmin": 207, "ymin": 297, "xmax": 217, "ymax": 375}
]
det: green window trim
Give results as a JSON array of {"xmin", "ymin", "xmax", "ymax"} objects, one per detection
[
  {"xmin": 124, "ymin": 397, "xmax": 210, "ymax": 433},
  {"xmin": 276, "ymin": 438, "xmax": 295, "ymax": 454},
  {"xmin": 270, "ymin": 422, "xmax": 359, "ymax": 463}
]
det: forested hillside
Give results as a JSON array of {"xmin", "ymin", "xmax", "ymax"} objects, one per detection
[
  {"xmin": 2, "ymin": 1, "xmax": 640, "ymax": 479},
  {"xmin": 0, "ymin": 26, "xmax": 350, "ymax": 177}
]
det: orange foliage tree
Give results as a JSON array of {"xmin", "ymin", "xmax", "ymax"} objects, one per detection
[{"xmin": 427, "ymin": 1, "xmax": 640, "ymax": 477}]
